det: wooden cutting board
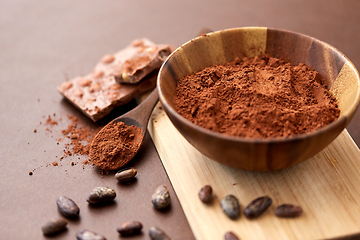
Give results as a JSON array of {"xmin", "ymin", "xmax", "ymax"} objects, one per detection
[{"xmin": 148, "ymin": 103, "xmax": 360, "ymax": 240}]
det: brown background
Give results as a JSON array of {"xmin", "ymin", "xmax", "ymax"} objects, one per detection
[{"xmin": 1, "ymin": 0, "xmax": 360, "ymax": 239}]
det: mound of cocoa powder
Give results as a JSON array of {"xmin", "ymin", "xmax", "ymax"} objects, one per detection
[
  {"xmin": 89, "ymin": 121, "xmax": 143, "ymax": 170},
  {"xmin": 174, "ymin": 54, "xmax": 340, "ymax": 138}
]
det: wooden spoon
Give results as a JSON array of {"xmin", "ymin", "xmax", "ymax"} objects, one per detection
[
  {"xmin": 89, "ymin": 88, "xmax": 159, "ymax": 170},
  {"xmin": 89, "ymin": 31, "xmax": 209, "ymax": 170}
]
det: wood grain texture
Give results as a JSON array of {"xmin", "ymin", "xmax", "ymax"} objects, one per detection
[
  {"xmin": 157, "ymin": 27, "xmax": 360, "ymax": 171},
  {"xmin": 266, "ymin": 28, "xmax": 346, "ymax": 89},
  {"xmin": 330, "ymin": 62, "xmax": 360, "ymax": 124},
  {"xmin": 148, "ymin": 104, "xmax": 360, "ymax": 240}
]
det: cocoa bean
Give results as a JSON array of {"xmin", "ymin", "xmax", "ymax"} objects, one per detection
[
  {"xmin": 56, "ymin": 196, "xmax": 80, "ymax": 218},
  {"xmin": 244, "ymin": 196, "xmax": 272, "ymax": 219},
  {"xmin": 275, "ymin": 204, "xmax": 303, "ymax": 218},
  {"xmin": 198, "ymin": 185, "xmax": 213, "ymax": 204},
  {"xmin": 149, "ymin": 227, "xmax": 171, "ymax": 240},
  {"xmin": 221, "ymin": 195, "xmax": 240, "ymax": 220},
  {"xmin": 152, "ymin": 185, "xmax": 171, "ymax": 210},
  {"xmin": 115, "ymin": 168, "xmax": 137, "ymax": 183},
  {"xmin": 224, "ymin": 231, "xmax": 240, "ymax": 240},
  {"xmin": 86, "ymin": 187, "xmax": 116, "ymax": 204},
  {"xmin": 41, "ymin": 218, "xmax": 67, "ymax": 236},
  {"xmin": 117, "ymin": 221, "xmax": 142, "ymax": 236},
  {"xmin": 76, "ymin": 229, "xmax": 106, "ymax": 240}
]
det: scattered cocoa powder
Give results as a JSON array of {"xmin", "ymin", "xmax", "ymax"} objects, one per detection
[
  {"xmin": 90, "ymin": 121, "xmax": 143, "ymax": 170},
  {"xmin": 33, "ymin": 114, "xmax": 99, "ymax": 172},
  {"xmin": 46, "ymin": 116, "xmax": 58, "ymax": 126},
  {"xmin": 174, "ymin": 54, "xmax": 340, "ymax": 138},
  {"xmin": 61, "ymin": 115, "xmax": 97, "ymax": 157}
]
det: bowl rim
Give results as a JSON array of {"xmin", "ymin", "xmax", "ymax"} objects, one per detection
[{"xmin": 157, "ymin": 27, "xmax": 360, "ymax": 144}]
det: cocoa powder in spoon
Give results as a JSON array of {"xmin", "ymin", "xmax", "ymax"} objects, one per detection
[{"xmin": 89, "ymin": 121, "xmax": 143, "ymax": 170}]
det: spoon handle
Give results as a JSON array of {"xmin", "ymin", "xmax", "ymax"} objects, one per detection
[{"xmin": 124, "ymin": 87, "xmax": 159, "ymax": 127}]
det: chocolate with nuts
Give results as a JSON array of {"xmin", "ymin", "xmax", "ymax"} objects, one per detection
[
  {"xmin": 89, "ymin": 38, "xmax": 171, "ymax": 84},
  {"xmin": 58, "ymin": 70, "xmax": 157, "ymax": 122},
  {"xmin": 57, "ymin": 38, "xmax": 171, "ymax": 122},
  {"xmin": 113, "ymin": 39, "xmax": 172, "ymax": 84}
]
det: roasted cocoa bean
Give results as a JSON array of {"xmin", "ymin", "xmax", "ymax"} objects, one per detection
[
  {"xmin": 56, "ymin": 196, "xmax": 80, "ymax": 218},
  {"xmin": 224, "ymin": 231, "xmax": 240, "ymax": 240},
  {"xmin": 244, "ymin": 196, "xmax": 272, "ymax": 219},
  {"xmin": 152, "ymin": 185, "xmax": 171, "ymax": 210},
  {"xmin": 198, "ymin": 185, "xmax": 213, "ymax": 204},
  {"xmin": 221, "ymin": 195, "xmax": 240, "ymax": 220},
  {"xmin": 117, "ymin": 221, "xmax": 143, "ymax": 236},
  {"xmin": 115, "ymin": 168, "xmax": 137, "ymax": 183},
  {"xmin": 274, "ymin": 204, "xmax": 303, "ymax": 218},
  {"xmin": 86, "ymin": 187, "xmax": 116, "ymax": 204},
  {"xmin": 149, "ymin": 227, "xmax": 171, "ymax": 240},
  {"xmin": 76, "ymin": 229, "xmax": 106, "ymax": 240},
  {"xmin": 41, "ymin": 218, "xmax": 67, "ymax": 236}
]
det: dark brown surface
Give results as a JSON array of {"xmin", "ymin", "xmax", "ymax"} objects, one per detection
[{"xmin": 1, "ymin": 0, "xmax": 360, "ymax": 239}]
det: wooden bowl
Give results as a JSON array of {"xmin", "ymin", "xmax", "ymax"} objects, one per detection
[{"xmin": 157, "ymin": 27, "xmax": 360, "ymax": 171}]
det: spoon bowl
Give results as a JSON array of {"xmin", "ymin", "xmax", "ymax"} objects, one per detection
[{"xmin": 90, "ymin": 88, "xmax": 159, "ymax": 170}]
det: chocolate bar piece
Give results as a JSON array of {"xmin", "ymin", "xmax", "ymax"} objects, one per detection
[
  {"xmin": 58, "ymin": 38, "xmax": 171, "ymax": 121},
  {"xmin": 57, "ymin": 71, "xmax": 157, "ymax": 122},
  {"xmin": 92, "ymin": 38, "xmax": 171, "ymax": 84}
]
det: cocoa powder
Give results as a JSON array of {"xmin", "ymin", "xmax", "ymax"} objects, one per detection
[
  {"xmin": 36, "ymin": 114, "xmax": 98, "ymax": 170},
  {"xmin": 61, "ymin": 115, "xmax": 95, "ymax": 156},
  {"xmin": 174, "ymin": 54, "xmax": 340, "ymax": 138},
  {"xmin": 46, "ymin": 116, "xmax": 58, "ymax": 126},
  {"xmin": 89, "ymin": 121, "xmax": 143, "ymax": 170}
]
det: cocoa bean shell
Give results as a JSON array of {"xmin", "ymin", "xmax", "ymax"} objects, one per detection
[
  {"xmin": 56, "ymin": 196, "xmax": 80, "ymax": 218},
  {"xmin": 221, "ymin": 195, "xmax": 240, "ymax": 220},
  {"xmin": 224, "ymin": 231, "xmax": 240, "ymax": 240},
  {"xmin": 152, "ymin": 185, "xmax": 171, "ymax": 210},
  {"xmin": 86, "ymin": 187, "xmax": 116, "ymax": 204},
  {"xmin": 117, "ymin": 221, "xmax": 143, "ymax": 236},
  {"xmin": 275, "ymin": 204, "xmax": 303, "ymax": 218},
  {"xmin": 41, "ymin": 218, "xmax": 67, "ymax": 236},
  {"xmin": 115, "ymin": 168, "xmax": 137, "ymax": 183},
  {"xmin": 76, "ymin": 229, "xmax": 107, "ymax": 240},
  {"xmin": 244, "ymin": 196, "xmax": 272, "ymax": 219},
  {"xmin": 149, "ymin": 227, "xmax": 171, "ymax": 240},
  {"xmin": 198, "ymin": 185, "xmax": 213, "ymax": 204}
]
